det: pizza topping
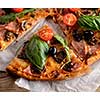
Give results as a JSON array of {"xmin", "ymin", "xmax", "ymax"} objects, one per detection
[
  {"xmin": 49, "ymin": 35, "xmax": 70, "ymax": 64},
  {"xmin": 63, "ymin": 60, "xmax": 81, "ymax": 72},
  {"xmin": 89, "ymin": 45, "xmax": 98, "ymax": 55},
  {"xmin": 85, "ymin": 45, "xmax": 100, "ymax": 64},
  {"xmin": 17, "ymin": 42, "xmax": 28, "ymax": 59},
  {"xmin": 81, "ymin": 9, "xmax": 98, "ymax": 15},
  {"xmin": 4, "ymin": 31, "xmax": 15, "ymax": 41},
  {"xmin": 63, "ymin": 13, "xmax": 77, "ymax": 26},
  {"xmin": 5, "ymin": 21, "xmax": 17, "ymax": 33},
  {"xmin": 11, "ymin": 8, "xmax": 24, "ymax": 13},
  {"xmin": 84, "ymin": 52, "xmax": 93, "ymax": 64},
  {"xmin": 54, "ymin": 34, "xmax": 71, "ymax": 62},
  {"xmin": 83, "ymin": 30, "xmax": 94, "ymax": 41},
  {"xmin": 53, "ymin": 50, "xmax": 67, "ymax": 63},
  {"xmin": 71, "ymin": 40, "xmax": 88, "ymax": 60},
  {"xmin": 69, "ymin": 8, "xmax": 80, "ymax": 12},
  {"xmin": 31, "ymin": 65, "xmax": 42, "ymax": 74},
  {"xmin": 54, "ymin": 34, "xmax": 68, "ymax": 46},
  {"xmin": 63, "ymin": 62, "xmax": 74, "ymax": 72},
  {"xmin": 48, "ymin": 46, "xmax": 57, "ymax": 56},
  {"xmin": 21, "ymin": 21, "xmax": 26, "ymax": 30},
  {"xmin": 0, "ymin": 25, "xmax": 6, "ymax": 31},
  {"xmin": 21, "ymin": 20, "xmax": 32, "ymax": 31},
  {"xmin": 49, "ymin": 70, "xmax": 60, "ymax": 78},
  {"xmin": 83, "ymin": 30, "xmax": 97, "ymax": 45},
  {"xmin": 38, "ymin": 25, "xmax": 54, "ymax": 41},
  {"xmin": 2, "ymin": 8, "xmax": 11, "ymax": 14},
  {"xmin": 0, "ymin": 9, "xmax": 6, "ymax": 16},
  {"xmin": 0, "ymin": 8, "xmax": 36, "ymax": 24},
  {"xmin": 72, "ymin": 29, "xmax": 96, "ymax": 45},
  {"xmin": 21, "ymin": 21, "xmax": 27, "ymax": 31},
  {"xmin": 72, "ymin": 30, "xmax": 83, "ymax": 42},
  {"xmin": 25, "ymin": 35, "xmax": 49, "ymax": 72},
  {"xmin": 62, "ymin": 8, "xmax": 69, "ymax": 15},
  {"xmin": 23, "ymin": 65, "xmax": 33, "ymax": 75},
  {"xmin": 0, "ymin": 30, "xmax": 6, "ymax": 40},
  {"xmin": 78, "ymin": 15, "xmax": 100, "ymax": 30}
]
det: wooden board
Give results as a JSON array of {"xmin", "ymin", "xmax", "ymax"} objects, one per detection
[
  {"xmin": 0, "ymin": 71, "xmax": 28, "ymax": 92},
  {"xmin": 0, "ymin": 71, "xmax": 100, "ymax": 92}
]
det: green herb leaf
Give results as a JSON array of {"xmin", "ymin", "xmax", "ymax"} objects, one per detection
[
  {"xmin": 78, "ymin": 15, "xmax": 100, "ymax": 30},
  {"xmin": 25, "ymin": 35, "xmax": 49, "ymax": 71},
  {"xmin": 54, "ymin": 34, "xmax": 68, "ymax": 47},
  {"xmin": 54, "ymin": 34, "xmax": 71, "ymax": 62},
  {"xmin": 0, "ymin": 8, "xmax": 36, "ymax": 24}
]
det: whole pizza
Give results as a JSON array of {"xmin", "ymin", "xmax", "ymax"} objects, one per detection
[{"xmin": 0, "ymin": 8, "xmax": 100, "ymax": 80}]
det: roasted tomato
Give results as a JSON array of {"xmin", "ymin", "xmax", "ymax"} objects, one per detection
[
  {"xmin": 63, "ymin": 13, "xmax": 77, "ymax": 26},
  {"xmin": 38, "ymin": 26, "xmax": 54, "ymax": 41},
  {"xmin": 11, "ymin": 8, "xmax": 24, "ymax": 13},
  {"xmin": 69, "ymin": 8, "xmax": 80, "ymax": 12}
]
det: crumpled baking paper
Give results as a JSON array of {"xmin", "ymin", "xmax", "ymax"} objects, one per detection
[{"xmin": 0, "ymin": 19, "xmax": 100, "ymax": 92}]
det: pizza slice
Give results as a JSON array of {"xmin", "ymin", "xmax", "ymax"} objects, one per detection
[
  {"xmin": 51, "ymin": 8, "xmax": 100, "ymax": 65},
  {"xmin": 0, "ymin": 8, "xmax": 50, "ymax": 50},
  {"xmin": 6, "ymin": 25, "xmax": 90, "ymax": 80}
]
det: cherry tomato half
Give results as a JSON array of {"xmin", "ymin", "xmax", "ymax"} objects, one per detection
[
  {"xmin": 11, "ymin": 8, "xmax": 24, "ymax": 13},
  {"xmin": 38, "ymin": 26, "xmax": 54, "ymax": 41},
  {"xmin": 69, "ymin": 8, "xmax": 80, "ymax": 12},
  {"xmin": 63, "ymin": 13, "xmax": 77, "ymax": 26}
]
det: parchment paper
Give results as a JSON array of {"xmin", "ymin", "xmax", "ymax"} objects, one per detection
[{"xmin": 0, "ymin": 19, "xmax": 100, "ymax": 92}]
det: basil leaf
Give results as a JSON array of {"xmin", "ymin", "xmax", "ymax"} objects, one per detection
[
  {"xmin": 54, "ymin": 34, "xmax": 71, "ymax": 62},
  {"xmin": 25, "ymin": 35, "xmax": 49, "ymax": 71},
  {"xmin": 54, "ymin": 34, "xmax": 68, "ymax": 47},
  {"xmin": 78, "ymin": 15, "xmax": 100, "ymax": 30}
]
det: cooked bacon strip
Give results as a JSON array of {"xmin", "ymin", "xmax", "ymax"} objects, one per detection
[
  {"xmin": 0, "ymin": 25, "xmax": 6, "ymax": 31},
  {"xmin": 71, "ymin": 40, "xmax": 88, "ymax": 60},
  {"xmin": 5, "ymin": 22, "xmax": 18, "ymax": 33}
]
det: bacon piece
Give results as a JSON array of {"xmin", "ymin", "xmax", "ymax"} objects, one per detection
[
  {"xmin": 5, "ymin": 22, "xmax": 18, "ymax": 33},
  {"xmin": 23, "ymin": 65, "xmax": 33, "ymax": 75},
  {"xmin": 0, "ymin": 25, "xmax": 6, "ymax": 40},
  {"xmin": 71, "ymin": 40, "xmax": 88, "ymax": 60},
  {"xmin": 0, "ymin": 9, "xmax": 5, "ymax": 16},
  {"xmin": 0, "ymin": 25, "xmax": 6, "ymax": 31}
]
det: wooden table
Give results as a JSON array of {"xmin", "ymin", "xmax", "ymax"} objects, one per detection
[
  {"xmin": 0, "ymin": 71, "xmax": 28, "ymax": 92},
  {"xmin": 0, "ymin": 71, "xmax": 100, "ymax": 92}
]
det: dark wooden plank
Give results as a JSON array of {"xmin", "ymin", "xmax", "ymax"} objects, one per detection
[{"xmin": 0, "ymin": 72, "xmax": 28, "ymax": 92}]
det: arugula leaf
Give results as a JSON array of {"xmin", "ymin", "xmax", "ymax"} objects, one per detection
[
  {"xmin": 54, "ymin": 34, "xmax": 68, "ymax": 47},
  {"xmin": 25, "ymin": 35, "xmax": 49, "ymax": 71},
  {"xmin": 54, "ymin": 34, "xmax": 71, "ymax": 62},
  {"xmin": 78, "ymin": 15, "xmax": 100, "ymax": 30},
  {"xmin": 0, "ymin": 8, "xmax": 36, "ymax": 24}
]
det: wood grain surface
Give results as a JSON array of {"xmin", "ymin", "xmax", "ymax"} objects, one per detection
[
  {"xmin": 0, "ymin": 71, "xmax": 28, "ymax": 92},
  {"xmin": 0, "ymin": 71, "xmax": 100, "ymax": 92}
]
